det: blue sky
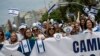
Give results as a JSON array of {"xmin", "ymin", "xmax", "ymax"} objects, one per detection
[{"xmin": 0, "ymin": 0, "xmax": 54, "ymax": 25}]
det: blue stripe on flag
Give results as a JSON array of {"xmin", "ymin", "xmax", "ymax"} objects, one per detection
[
  {"xmin": 48, "ymin": 4, "xmax": 56, "ymax": 13},
  {"xmin": 36, "ymin": 40, "xmax": 45, "ymax": 53},
  {"xmin": 20, "ymin": 41, "xmax": 24, "ymax": 53},
  {"xmin": 17, "ymin": 39, "xmax": 35, "ymax": 56},
  {"xmin": 0, "ymin": 44, "xmax": 3, "ymax": 50},
  {"xmin": 27, "ymin": 39, "xmax": 31, "ymax": 52}
]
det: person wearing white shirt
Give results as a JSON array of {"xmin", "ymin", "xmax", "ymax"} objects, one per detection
[
  {"xmin": 17, "ymin": 25, "xmax": 26, "ymax": 41},
  {"xmin": 9, "ymin": 32, "xmax": 19, "ymax": 44},
  {"xmin": 83, "ymin": 19, "xmax": 95, "ymax": 34}
]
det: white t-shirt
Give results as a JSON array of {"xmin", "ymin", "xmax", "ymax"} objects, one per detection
[{"xmin": 0, "ymin": 40, "xmax": 9, "ymax": 44}]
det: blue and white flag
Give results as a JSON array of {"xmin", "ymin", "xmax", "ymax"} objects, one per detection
[
  {"xmin": 36, "ymin": 40, "xmax": 45, "ymax": 53},
  {"xmin": 48, "ymin": 4, "xmax": 58, "ymax": 14},
  {"xmin": 8, "ymin": 9, "xmax": 19, "ymax": 16},
  {"xmin": 83, "ymin": 6, "xmax": 98, "ymax": 15},
  {"xmin": 18, "ymin": 39, "xmax": 35, "ymax": 56},
  {"xmin": 0, "ymin": 44, "xmax": 3, "ymax": 50}
]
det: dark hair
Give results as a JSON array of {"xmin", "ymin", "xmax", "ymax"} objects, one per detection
[
  {"xmin": 47, "ymin": 26, "xmax": 55, "ymax": 37},
  {"xmin": 0, "ymin": 30, "xmax": 5, "ymax": 42},
  {"xmin": 84, "ymin": 19, "xmax": 94, "ymax": 29},
  {"xmin": 24, "ymin": 28, "xmax": 32, "ymax": 39},
  {"xmin": 90, "ymin": 54, "xmax": 95, "ymax": 56},
  {"xmin": 80, "ymin": 18, "xmax": 86, "ymax": 30}
]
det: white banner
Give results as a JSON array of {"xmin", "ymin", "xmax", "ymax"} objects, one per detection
[
  {"xmin": 31, "ymin": 32, "xmax": 100, "ymax": 56},
  {"xmin": 0, "ymin": 42, "xmax": 25, "ymax": 56},
  {"xmin": 0, "ymin": 32, "xmax": 100, "ymax": 56}
]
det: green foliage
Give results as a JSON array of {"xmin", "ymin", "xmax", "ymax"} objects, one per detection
[
  {"xmin": 41, "ymin": 8, "xmax": 62, "ymax": 23},
  {"xmin": 49, "ymin": 8, "xmax": 62, "ymax": 22},
  {"xmin": 41, "ymin": 0, "xmax": 100, "ymax": 22},
  {"xmin": 41, "ymin": 12, "xmax": 48, "ymax": 22}
]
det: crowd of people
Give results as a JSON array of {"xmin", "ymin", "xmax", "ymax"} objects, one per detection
[
  {"xmin": 0, "ymin": 17, "xmax": 100, "ymax": 42},
  {"xmin": 0, "ymin": 13, "xmax": 100, "ymax": 55},
  {"xmin": 0, "ymin": 14, "xmax": 100, "ymax": 44}
]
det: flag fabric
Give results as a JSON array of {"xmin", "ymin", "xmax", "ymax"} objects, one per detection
[
  {"xmin": 18, "ymin": 39, "xmax": 35, "ymax": 56},
  {"xmin": 8, "ymin": 9, "xmax": 19, "ymax": 15},
  {"xmin": 89, "ymin": 7, "xmax": 98, "ymax": 15},
  {"xmin": 0, "ymin": 42, "xmax": 24, "ymax": 56},
  {"xmin": 30, "ymin": 32, "xmax": 100, "ymax": 56},
  {"xmin": 0, "ymin": 44, "xmax": 3, "ymax": 50},
  {"xmin": 36, "ymin": 40, "xmax": 45, "ymax": 53},
  {"xmin": 83, "ymin": 6, "xmax": 98, "ymax": 15},
  {"xmin": 48, "ymin": 4, "xmax": 58, "ymax": 14},
  {"xmin": 1, "ymin": 32, "xmax": 100, "ymax": 56}
]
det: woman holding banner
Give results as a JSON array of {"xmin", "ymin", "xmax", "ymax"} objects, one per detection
[
  {"xmin": 83, "ymin": 19, "xmax": 95, "ymax": 34},
  {"xmin": 18, "ymin": 28, "xmax": 36, "ymax": 56},
  {"xmin": 47, "ymin": 25, "xmax": 55, "ymax": 37},
  {"xmin": 9, "ymin": 32, "xmax": 18, "ymax": 44}
]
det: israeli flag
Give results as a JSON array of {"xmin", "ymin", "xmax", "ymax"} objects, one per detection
[
  {"xmin": 8, "ymin": 9, "xmax": 19, "ymax": 16},
  {"xmin": 0, "ymin": 44, "xmax": 3, "ymax": 50},
  {"xmin": 83, "ymin": 6, "xmax": 89, "ymax": 14},
  {"xmin": 36, "ymin": 40, "xmax": 45, "ymax": 53},
  {"xmin": 18, "ymin": 39, "xmax": 35, "ymax": 56},
  {"xmin": 48, "ymin": 4, "xmax": 58, "ymax": 14},
  {"xmin": 83, "ymin": 6, "xmax": 98, "ymax": 15},
  {"xmin": 89, "ymin": 7, "xmax": 98, "ymax": 15}
]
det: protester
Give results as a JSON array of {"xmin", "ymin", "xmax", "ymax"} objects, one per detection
[
  {"xmin": 75, "ymin": 22, "xmax": 81, "ymax": 34},
  {"xmin": 80, "ymin": 18, "xmax": 86, "ymax": 32},
  {"xmin": 83, "ymin": 19, "xmax": 95, "ymax": 33},
  {"xmin": 24, "ymin": 28, "xmax": 35, "ymax": 40},
  {"xmin": 17, "ymin": 25, "xmax": 26, "ymax": 41},
  {"xmin": 95, "ymin": 21, "xmax": 100, "ymax": 32},
  {"xmin": 42, "ymin": 21, "xmax": 48, "ymax": 32},
  {"xmin": 70, "ymin": 22, "xmax": 77, "ymax": 35},
  {"xmin": 18, "ymin": 28, "xmax": 35, "ymax": 56},
  {"xmin": 47, "ymin": 25, "xmax": 55, "ymax": 37},
  {"xmin": 32, "ymin": 27, "xmax": 41, "ymax": 38},
  {"xmin": 54, "ymin": 23, "xmax": 61, "ymax": 33},
  {"xmin": 5, "ymin": 30, "xmax": 12, "ymax": 40},
  {"xmin": 0, "ymin": 30, "xmax": 8, "ymax": 44},
  {"xmin": 9, "ymin": 32, "xmax": 18, "ymax": 44}
]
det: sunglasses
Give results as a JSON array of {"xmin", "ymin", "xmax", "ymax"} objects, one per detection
[{"xmin": 49, "ymin": 28, "xmax": 54, "ymax": 30}]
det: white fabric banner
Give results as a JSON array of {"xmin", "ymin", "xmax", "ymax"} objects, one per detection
[
  {"xmin": 0, "ymin": 32, "xmax": 100, "ymax": 56},
  {"xmin": 0, "ymin": 42, "xmax": 25, "ymax": 56},
  {"xmin": 31, "ymin": 32, "xmax": 100, "ymax": 56}
]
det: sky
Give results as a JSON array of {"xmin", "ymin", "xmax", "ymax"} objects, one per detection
[{"xmin": 0, "ymin": 0, "xmax": 58, "ymax": 25}]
